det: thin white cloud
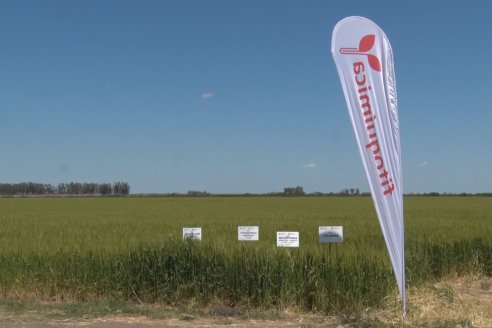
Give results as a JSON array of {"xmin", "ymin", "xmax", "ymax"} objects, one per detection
[
  {"xmin": 419, "ymin": 161, "xmax": 429, "ymax": 169},
  {"xmin": 201, "ymin": 92, "xmax": 214, "ymax": 99},
  {"xmin": 303, "ymin": 163, "xmax": 316, "ymax": 169}
]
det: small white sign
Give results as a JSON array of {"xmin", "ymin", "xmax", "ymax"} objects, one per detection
[
  {"xmin": 183, "ymin": 227, "xmax": 202, "ymax": 241},
  {"xmin": 319, "ymin": 226, "xmax": 343, "ymax": 243},
  {"xmin": 276, "ymin": 231, "xmax": 299, "ymax": 247},
  {"xmin": 238, "ymin": 226, "xmax": 259, "ymax": 241}
]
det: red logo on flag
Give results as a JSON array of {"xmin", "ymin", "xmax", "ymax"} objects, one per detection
[{"xmin": 340, "ymin": 34, "xmax": 382, "ymax": 72}]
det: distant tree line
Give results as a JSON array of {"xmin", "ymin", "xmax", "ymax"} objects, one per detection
[
  {"xmin": 283, "ymin": 186, "xmax": 305, "ymax": 195},
  {"xmin": 0, "ymin": 182, "xmax": 130, "ymax": 196},
  {"xmin": 338, "ymin": 188, "xmax": 361, "ymax": 196},
  {"xmin": 405, "ymin": 192, "xmax": 492, "ymax": 197},
  {"xmin": 131, "ymin": 190, "xmax": 492, "ymax": 197},
  {"xmin": 187, "ymin": 190, "xmax": 210, "ymax": 196}
]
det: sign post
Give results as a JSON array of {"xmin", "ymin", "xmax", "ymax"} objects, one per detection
[
  {"xmin": 182, "ymin": 227, "xmax": 202, "ymax": 241},
  {"xmin": 238, "ymin": 226, "xmax": 259, "ymax": 241},
  {"xmin": 276, "ymin": 231, "xmax": 299, "ymax": 248}
]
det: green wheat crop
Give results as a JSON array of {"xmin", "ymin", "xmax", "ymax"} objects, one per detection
[{"xmin": 0, "ymin": 196, "xmax": 490, "ymax": 313}]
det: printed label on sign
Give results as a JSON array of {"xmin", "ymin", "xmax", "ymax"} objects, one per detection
[
  {"xmin": 276, "ymin": 231, "xmax": 299, "ymax": 247},
  {"xmin": 182, "ymin": 227, "xmax": 202, "ymax": 241},
  {"xmin": 319, "ymin": 226, "xmax": 343, "ymax": 243},
  {"xmin": 238, "ymin": 226, "xmax": 259, "ymax": 241}
]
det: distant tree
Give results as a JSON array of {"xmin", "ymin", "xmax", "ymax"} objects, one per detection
[
  {"xmin": 340, "ymin": 189, "xmax": 349, "ymax": 196},
  {"xmin": 57, "ymin": 183, "xmax": 66, "ymax": 194},
  {"xmin": 0, "ymin": 183, "xmax": 13, "ymax": 195},
  {"xmin": 98, "ymin": 183, "xmax": 112, "ymax": 195},
  {"xmin": 66, "ymin": 182, "xmax": 81, "ymax": 194},
  {"xmin": 120, "ymin": 182, "xmax": 130, "ymax": 195},
  {"xmin": 283, "ymin": 186, "xmax": 305, "ymax": 195},
  {"xmin": 113, "ymin": 182, "xmax": 120, "ymax": 195},
  {"xmin": 82, "ymin": 183, "xmax": 92, "ymax": 194},
  {"xmin": 113, "ymin": 182, "xmax": 130, "ymax": 195}
]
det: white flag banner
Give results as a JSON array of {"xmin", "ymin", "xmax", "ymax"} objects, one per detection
[{"xmin": 331, "ymin": 16, "xmax": 405, "ymax": 315}]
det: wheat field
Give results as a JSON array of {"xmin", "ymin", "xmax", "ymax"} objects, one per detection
[{"xmin": 0, "ymin": 196, "xmax": 490, "ymax": 313}]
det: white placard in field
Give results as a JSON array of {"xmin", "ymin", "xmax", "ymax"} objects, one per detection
[
  {"xmin": 182, "ymin": 227, "xmax": 202, "ymax": 241},
  {"xmin": 319, "ymin": 226, "xmax": 343, "ymax": 243},
  {"xmin": 238, "ymin": 226, "xmax": 259, "ymax": 241},
  {"xmin": 276, "ymin": 231, "xmax": 299, "ymax": 247}
]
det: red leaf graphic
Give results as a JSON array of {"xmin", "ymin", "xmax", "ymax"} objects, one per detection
[
  {"xmin": 367, "ymin": 54, "xmax": 382, "ymax": 72},
  {"xmin": 359, "ymin": 34, "xmax": 375, "ymax": 52}
]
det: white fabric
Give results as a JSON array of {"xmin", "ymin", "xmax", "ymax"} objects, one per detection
[{"xmin": 331, "ymin": 16, "xmax": 405, "ymax": 316}]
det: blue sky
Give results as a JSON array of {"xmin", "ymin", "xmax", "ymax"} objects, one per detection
[{"xmin": 1, "ymin": 0, "xmax": 491, "ymax": 194}]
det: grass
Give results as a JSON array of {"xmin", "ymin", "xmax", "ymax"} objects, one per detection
[
  {"xmin": 1, "ymin": 277, "xmax": 490, "ymax": 327},
  {"xmin": 0, "ymin": 196, "xmax": 490, "ymax": 314}
]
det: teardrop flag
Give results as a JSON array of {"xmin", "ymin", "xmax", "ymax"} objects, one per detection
[{"xmin": 331, "ymin": 16, "xmax": 406, "ymax": 316}]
